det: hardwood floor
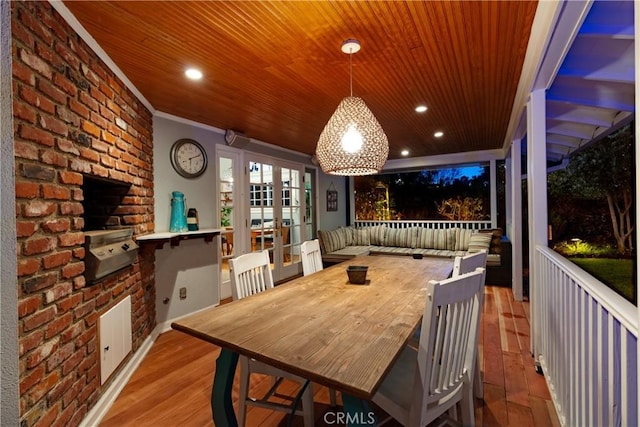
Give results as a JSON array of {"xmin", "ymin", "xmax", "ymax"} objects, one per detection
[{"xmin": 101, "ymin": 286, "xmax": 560, "ymax": 427}]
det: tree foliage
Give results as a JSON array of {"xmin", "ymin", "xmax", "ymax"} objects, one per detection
[
  {"xmin": 436, "ymin": 197, "xmax": 486, "ymax": 220},
  {"xmin": 548, "ymin": 124, "xmax": 634, "ymax": 255},
  {"xmin": 355, "ymin": 166, "xmax": 490, "ymax": 220}
]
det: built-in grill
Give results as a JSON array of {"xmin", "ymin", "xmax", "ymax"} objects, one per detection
[{"xmin": 84, "ymin": 228, "xmax": 139, "ymax": 283}]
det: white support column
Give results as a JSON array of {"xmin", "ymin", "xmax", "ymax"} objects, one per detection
[
  {"xmin": 509, "ymin": 140, "xmax": 523, "ymax": 302},
  {"xmin": 527, "ymin": 89, "xmax": 548, "ymax": 359},
  {"xmin": 489, "ymin": 159, "xmax": 498, "ymax": 228}
]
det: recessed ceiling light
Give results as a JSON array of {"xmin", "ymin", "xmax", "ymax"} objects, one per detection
[
  {"xmin": 401, "ymin": 149, "xmax": 409, "ymax": 156},
  {"xmin": 415, "ymin": 105, "xmax": 428, "ymax": 113},
  {"xmin": 185, "ymin": 68, "xmax": 203, "ymax": 80},
  {"xmin": 434, "ymin": 131, "xmax": 444, "ymax": 138}
]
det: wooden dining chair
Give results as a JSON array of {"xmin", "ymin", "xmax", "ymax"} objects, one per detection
[
  {"xmin": 300, "ymin": 239, "xmax": 323, "ymax": 276},
  {"xmin": 229, "ymin": 250, "xmax": 315, "ymax": 426},
  {"xmin": 372, "ymin": 268, "xmax": 485, "ymax": 427},
  {"xmin": 452, "ymin": 250, "xmax": 488, "ymax": 398}
]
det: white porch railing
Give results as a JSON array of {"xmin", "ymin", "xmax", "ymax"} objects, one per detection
[
  {"xmin": 534, "ymin": 246, "xmax": 638, "ymax": 427},
  {"xmin": 353, "ymin": 219, "xmax": 492, "ymax": 230}
]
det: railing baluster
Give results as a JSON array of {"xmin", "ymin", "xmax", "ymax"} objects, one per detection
[{"xmin": 534, "ymin": 247, "xmax": 637, "ymax": 427}]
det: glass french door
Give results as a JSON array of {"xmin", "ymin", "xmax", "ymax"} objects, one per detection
[
  {"xmin": 217, "ymin": 148, "xmax": 240, "ymax": 296},
  {"xmin": 247, "ymin": 156, "xmax": 304, "ymax": 281}
]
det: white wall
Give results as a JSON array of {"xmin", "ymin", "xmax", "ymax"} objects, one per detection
[
  {"xmin": 317, "ymin": 174, "xmax": 348, "ymax": 231},
  {"xmin": 0, "ymin": 0, "xmax": 19, "ymax": 423},
  {"xmin": 153, "ymin": 115, "xmax": 225, "ymax": 231},
  {"xmin": 152, "ymin": 115, "xmax": 225, "ymax": 323},
  {"xmin": 154, "ymin": 239, "xmax": 220, "ymax": 327}
]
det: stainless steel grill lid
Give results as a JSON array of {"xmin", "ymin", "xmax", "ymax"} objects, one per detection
[{"xmin": 84, "ymin": 228, "xmax": 139, "ymax": 282}]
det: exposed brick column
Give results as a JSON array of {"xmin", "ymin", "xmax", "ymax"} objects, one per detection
[{"xmin": 12, "ymin": 2, "xmax": 155, "ymax": 426}]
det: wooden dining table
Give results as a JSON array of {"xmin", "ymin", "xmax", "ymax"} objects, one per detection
[{"xmin": 171, "ymin": 255, "xmax": 453, "ymax": 426}]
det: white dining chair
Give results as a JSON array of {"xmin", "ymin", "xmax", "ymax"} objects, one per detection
[
  {"xmin": 300, "ymin": 239, "xmax": 323, "ymax": 276},
  {"xmin": 453, "ymin": 250, "xmax": 488, "ymax": 279},
  {"xmin": 229, "ymin": 250, "xmax": 315, "ymax": 427},
  {"xmin": 372, "ymin": 268, "xmax": 485, "ymax": 427},
  {"xmin": 452, "ymin": 250, "xmax": 488, "ymax": 398}
]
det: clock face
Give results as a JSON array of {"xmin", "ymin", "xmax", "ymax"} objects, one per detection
[{"xmin": 170, "ymin": 139, "xmax": 208, "ymax": 178}]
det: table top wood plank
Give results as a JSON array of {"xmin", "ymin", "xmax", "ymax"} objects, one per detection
[{"xmin": 172, "ymin": 255, "xmax": 453, "ymax": 399}]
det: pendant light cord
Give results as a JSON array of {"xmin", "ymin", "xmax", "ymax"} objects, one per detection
[{"xmin": 349, "ymin": 48, "xmax": 353, "ymax": 97}]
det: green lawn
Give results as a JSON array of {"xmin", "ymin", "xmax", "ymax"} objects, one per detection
[{"xmin": 569, "ymin": 258, "xmax": 635, "ymax": 303}]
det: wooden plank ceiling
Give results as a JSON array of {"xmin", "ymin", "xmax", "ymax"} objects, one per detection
[{"xmin": 63, "ymin": 1, "xmax": 538, "ymax": 160}]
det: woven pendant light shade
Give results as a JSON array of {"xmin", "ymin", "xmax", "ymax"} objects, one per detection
[{"xmin": 316, "ymin": 96, "xmax": 389, "ymax": 175}]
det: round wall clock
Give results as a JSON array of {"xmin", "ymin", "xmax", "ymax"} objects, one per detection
[{"xmin": 170, "ymin": 138, "xmax": 208, "ymax": 178}]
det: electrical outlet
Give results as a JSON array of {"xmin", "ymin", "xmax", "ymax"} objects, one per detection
[{"xmin": 179, "ymin": 287, "xmax": 187, "ymax": 299}]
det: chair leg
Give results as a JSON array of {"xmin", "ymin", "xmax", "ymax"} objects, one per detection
[
  {"xmin": 238, "ymin": 356, "xmax": 251, "ymax": 427},
  {"xmin": 473, "ymin": 356, "xmax": 483, "ymax": 399},
  {"xmin": 460, "ymin": 384, "xmax": 475, "ymax": 427}
]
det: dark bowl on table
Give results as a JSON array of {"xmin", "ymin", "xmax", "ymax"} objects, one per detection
[{"xmin": 347, "ymin": 265, "xmax": 368, "ymax": 284}]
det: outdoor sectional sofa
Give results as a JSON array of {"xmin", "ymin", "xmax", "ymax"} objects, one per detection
[{"xmin": 317, "ymin": 224, "xmax": 512, "ymax": 285}]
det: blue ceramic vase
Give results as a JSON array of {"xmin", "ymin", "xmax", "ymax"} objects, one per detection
[{"xmin": 169, "ymin": 191, "xmax": 188, "ymax": 232}]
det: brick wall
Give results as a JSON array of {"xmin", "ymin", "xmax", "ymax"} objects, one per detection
[{"xmin": 12, "ymin": 2, "xmax": 155, "ymax": 426}]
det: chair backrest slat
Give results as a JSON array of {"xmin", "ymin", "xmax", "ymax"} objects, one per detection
[
  {"xmin": 452, "ymin": 250, "xmax": 487, "ymax": 277},
  {"xmin": 229, "ymin": 250, "xmax": 274, "ymax": 300},
  {"xmin": 416, "ymin": 268, "xmax": 485, "ymax": 415},
  {"xmin": 300, "ymin": 239, "xmax": 323, "ymax": 276}
]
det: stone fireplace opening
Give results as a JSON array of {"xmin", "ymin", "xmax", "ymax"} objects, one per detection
[{"xmin": 82, "ymin": 175, "xmax": 132, "ymax": 231}]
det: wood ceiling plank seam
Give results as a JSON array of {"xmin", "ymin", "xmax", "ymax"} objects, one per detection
[
  {"xmin": 486, "ymin": 3, "xmax": 533, "ymax": 148},
  {"xmin": 405, "ymin": 2, "xmax": 469, "ymax": 144},
  {"xmin": 190, "ymin": 3, "xmax": 277, "ymax": 70},
  {"xmin": 443, "ymin": 2, "xmax": 479, "ymax": 149},
  {"xmin": 492, "ymin": 2, "xmax": 516, "ymax": 144},
  {"xmin": 367, "ymin": 2, "xmax": 448, "ymax": 125},
  {"xmin": 424, "ymin": 4, "xmax": 465, "ymax": 129}
]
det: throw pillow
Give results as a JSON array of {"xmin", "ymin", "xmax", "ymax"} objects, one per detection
[
  {"xmin": 353, "ymin": 228, "xmax": 371, "ymax": 245},
  {"xmin": 454, "ymin": 228, "xmax": 474, "ymax": 251},
  {"xmin": 468, "ymin": 232, "xmax": 492, "ymax": 253},
  {"xmin": 369, "ymin": 224, "xmax": 387, "ymax": 245},
  {"xmin": 479, "ymin": 228, "xmax": 503, "ymax": 254},
  {"xmin": 385, "ymin": 227, "xmax": 416, "ymax": 248},
  {"xmin": 416, "ymin": 228, "xmax": 454, "ymax": 250},
  {"xmin": 317, "ymin": 228, "xmax": 346, "ymax": 253},
  {"xmin": 340, "ymin": 226, "xmax": 354, "ymax": 246}
]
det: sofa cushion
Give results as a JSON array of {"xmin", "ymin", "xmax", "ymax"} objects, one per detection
[
  {"xmin": 479, "ymin": 228, "xmax": 503, "ymax": 254},
  {"xmin": 353, "ymin": 228, "xmax": 371, "ymax": 245},
  {"xmin": 468, "ymin": 232, "xmax": 492, "ymax": 253},
  {"xmin": 340, "ymin": 226, "xmax": 355, "ymax": 246},
  {"xmin": 317, "ymin": 228, "xmax": 347, "ymax": 253},
  {"xmin": 322, "ymin": 246, "xmax": 371, "ymax": 262},
  {"xmin": 416, "ymin": 228, "xmax": 455, "ymax": 250},
  {"xmin": 412, "ymin": 248, "xmax": 466, "ymax": 258},
  {"xmin": 369, "ymin": 246, "xmax": 415, "ymax": 256},
  {"xmin": 384, "ymin": 227, "xmax": 417, "ymax": 248},
  {"xmin": 486, "ymin": 253, "xmax": 501, "ymax": 267},
  {"xmin": 454, "ymin": 228, "xmax": 474, "ymax": 251},
  {"xmin": 369, "ymin": 224, "xmax": 387, "ymax": 245}
]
